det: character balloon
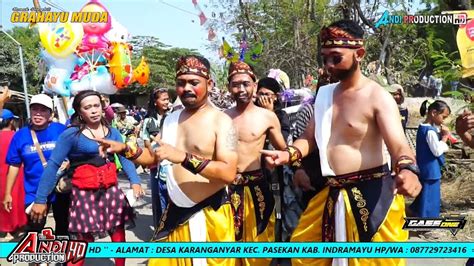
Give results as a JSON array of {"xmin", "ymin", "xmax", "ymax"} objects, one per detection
[
  {"xmin": 76, "ymin": 0, "xmax": 112, "ymax": 54},
  {"xmin": 105, "ymin": 16, "xmax": 130, "ymax": 43},
  {"xmin": 132, "ymin": 57, "xmax": 150, "ymax": 85},
  {"xmin": 109, "ymin": 42, "xmax": 133, "ymax": 89},
  {"xmin": 67, "ymin": 65, "xmax": 117, "ymax": 95},
  {"xmin": 38, "ymin": 22, "xmax": 84, "ymax": 58},
  {"xmin": 41, "ymin": 51, "xmax": 77, "ymax": 96}
]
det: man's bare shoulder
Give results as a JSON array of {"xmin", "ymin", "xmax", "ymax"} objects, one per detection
[
  {"xmin": 362, "ymin": 78, "xmax": 392, "ymax": 100},
  {"xmin": 363, "ymin": 77, "xmax": 398, "ymax": 113},
  {"xmin": 213, "ymin": 108, "xmax": 234, "ymax": 126},
  {"xmin": 253, "ymin": 105, "xmax": 277, "ymax": 119}
]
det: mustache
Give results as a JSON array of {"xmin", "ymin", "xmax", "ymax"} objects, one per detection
[{"xmin": 182, "ymin": 92, "xmax": 196, "ymax": 98}]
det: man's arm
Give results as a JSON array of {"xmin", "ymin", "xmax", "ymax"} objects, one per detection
[
  {"xmin": 196, "ymin": 114, "xmax": 238, "ymax": 183},
  {"xmin": 98, "ymin": 115, "xmax": 238, "ymax": 183},
  {"xmin": 3, "ymin": 165, "xmax": 20, "ymax": 212},
  {"xmin": 293, "ymin": 117, "xmax": 316, "ymax": 158},
  {"xmin": 374, "ymin": 87, "xmax": 421, "ymax": 197},
  {"xmin": 260, "ymin": 117, "xmax": 316, "ymax": 167},
  {"xmin": 96, "ymin": 138, "xmax": 157, "ymax": 165},
  {"xmin": 267, "ymin": 111, "xmax": 287, "ymax": 150},
  {"xmin": 375, "ymin": 88, "xmax": 414, "ymax": 160}
]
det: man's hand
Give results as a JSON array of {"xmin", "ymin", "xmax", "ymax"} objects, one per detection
[
  {"xmin": 394, "ymin": 169, "xmax": 422, "ymax": 197},
  {"xmin": 30, "ymin": 203, "xmax": 48, "ymax": 224},
  {"xmin": 455, "ymin": 111, "xmax": 474, "ymax": 136},
  {"xmin": 59, "ymin": 160, "xmax": 70, "ymax": 171},
  {"xmin": 150, "ymin": 135, "xmax": 186, "ymax": 164},
  {"xmin": 0, "ymin": 86, "xmax": 11, "ymax": 105},
  {"xmin": 2, "ymin": 194, "xmax": 12, "ymax": 212},
  {"xmin": 293, "ymin": 169, "xmax": 315, "ymax": 191},
  {"xmin": 95, "ymin": 138, "xmax": 127, "ymax": 158},
  {"xmin": 131, "ymin": 184, "xmax": 145, "ymax": 198},
  {"xmin": 260, "ymin": 149, "xmax": 290, "ymax": 167},
  {"xmin": 257, "ymin": 95, "xmax": 274, "ymax": 111}
]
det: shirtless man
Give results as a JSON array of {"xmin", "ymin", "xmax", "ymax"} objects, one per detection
[
  {"xmin": 261, "ymin": 20, "xmax": 422, "ymax": 266},
  {"xmin": 224, "ymin": 61, "xmax": 286, "ymax": 265},
  {"xmin": 98, "ymin": 55, "xmax": 238, "ymax": 266}
]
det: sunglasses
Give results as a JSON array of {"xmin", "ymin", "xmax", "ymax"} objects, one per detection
[{"xmin": 322, "ymin": 55, "xmax": 343, "ymax": 66}]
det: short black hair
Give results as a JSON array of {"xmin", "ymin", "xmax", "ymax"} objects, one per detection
[
  {"xmin": 327, "ymin": 19, "xmax": 365, "ymax": 39},
  {"xmin": 0, "ymin": 118, "xmax": 13, "ymax": 130},
  {"xmin": 257, "ymin": 77, "xmax": 282, "ymax": 94}
]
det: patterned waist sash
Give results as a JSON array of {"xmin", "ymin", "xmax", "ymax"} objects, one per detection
[
  {"xmin": 323, "ymin": 164, "xmax": 394, "ymax": 242},
  {"xmin": 152, "ymin": 188, "xmax": 229, "ymax": 241},
  {"xmin": 229, "ymin": 169, "xmax": 275, "ymax": 241}
]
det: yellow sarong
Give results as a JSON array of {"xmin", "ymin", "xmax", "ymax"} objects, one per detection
[
  {"xmin": 234, "ymin": 185, "xmax": 275, "ymax": 266},
  {"xmin": 148, "ymin": 203, "xmax": 235, "ymax": 266},
  {"xmin": 291, "ymin": 186, "xmax": 408, "ymax": 266},
  {"xmin": 230, "ymin": 170, "xmax": 275, "ymax": 266}
]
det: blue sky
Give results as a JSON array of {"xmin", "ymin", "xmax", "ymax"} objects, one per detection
[{"xmin": 1, "ymin": 0, "xmax": 226, "ymax": 60}]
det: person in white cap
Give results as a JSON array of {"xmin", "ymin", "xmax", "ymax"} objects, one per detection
[
  {"xmin": 389, "ymin": 84, "xmax": 409, "ymax": 131},
  {"xmin": 2, "ymin": 94, "xmax": 70, "ymax": 236}
]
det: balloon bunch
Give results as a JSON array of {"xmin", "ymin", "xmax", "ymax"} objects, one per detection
[{"xmin": 39, "ymin": 0, "xmax": 150, "ymax": 97}]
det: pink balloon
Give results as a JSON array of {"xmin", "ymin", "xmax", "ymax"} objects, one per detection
[{"xmin": 77, "ymin": 0, "xmax": 112, "ymax": 53}]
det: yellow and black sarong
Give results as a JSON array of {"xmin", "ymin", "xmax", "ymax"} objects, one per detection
[
  {"xmin": 148, "ymin": 188, "xmax": 235, "ymax": 266},
  {"xmin": 228, "ymin": 169, "xmax": 275, "ymax": 266},
  {"xmin": 291, "ymin": 164, "xmax": 408, "ymax": 266}
]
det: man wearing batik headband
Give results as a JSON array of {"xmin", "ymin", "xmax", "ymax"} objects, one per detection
[
  {"xmin": 224, "ymin": 61, "xmax": 287, "ymax": 266},
  {"xmin": 97, "ymin": 55, "xmax": 238, "ymax": 266},
  {"xmin": 261, "ymin": 20, "xmax": 421, "ymax": 266}
]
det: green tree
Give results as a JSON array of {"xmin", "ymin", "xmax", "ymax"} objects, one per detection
[
  {"xmin": 210, "ymin": 0, "xmax": 470, "ymax": 93},
  {"xmin": 0, "ymin": 26, "xmax": 42, "ymax": 94}
]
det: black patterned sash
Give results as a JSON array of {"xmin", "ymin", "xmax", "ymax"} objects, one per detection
[
  {"xmin": 322, "ymin": 164, "xmax": 395, "ymax": 242},
  {"xmin": 228, "ymin": 169, "xmax": 275, "ymax": 241}
]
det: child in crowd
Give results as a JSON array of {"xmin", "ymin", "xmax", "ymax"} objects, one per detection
[{"xmin": 411, "ymin": 100, "xmax": 451, "ymax": 217}]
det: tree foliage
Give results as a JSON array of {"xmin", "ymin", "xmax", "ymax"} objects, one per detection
[
  {"xmin": 0, "ymin": 26, "xmax": 42, "ymax": 95},
  {"xmin": 208, "ymin": 0, "xmax": 471, "ymax": 93}
]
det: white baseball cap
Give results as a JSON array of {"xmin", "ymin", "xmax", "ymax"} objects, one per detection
[{"xmin": 30, "ymin": 94, "xmax": 53, "ymax": 111}]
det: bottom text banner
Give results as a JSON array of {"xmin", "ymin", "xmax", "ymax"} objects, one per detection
[{"xmin": 1, "ymin": 242, "xmax": 473, "ymax": 259}]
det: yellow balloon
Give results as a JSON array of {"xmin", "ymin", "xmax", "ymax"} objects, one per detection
[
  {"xmin": 109, "ymin": 42, "xmax": 133, "ymax": 89},
  {"xmin": 39, "ymin": 22, "xmax": 84, "ymax": 58},
  {"xmin": 132, "ymin": 56, "xmax": 150, "ymax": 85}
]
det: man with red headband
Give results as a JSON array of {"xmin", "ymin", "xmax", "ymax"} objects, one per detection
[
  {"xmin": 97, "ymin": 55, "xmax": 238, "ymax": 266},
  {"xmin": 261, "ymin": 20, "xmax": 421, "ymax": 266},
  {"xmin": 225, "ymin": 61, "xmax": 287, "ymax": 265}
]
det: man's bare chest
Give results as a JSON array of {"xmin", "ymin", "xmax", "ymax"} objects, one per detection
[
  {"xmin": 331, "ymin": 101, "xmax": 373, "ymax": 138},
  {"xmin": 233, "ymin": 115, "xmax": 269, "ymax": 143},
  {"xmin": 175, "ymin": 122, "xmax": 216, "ymax": 155}
]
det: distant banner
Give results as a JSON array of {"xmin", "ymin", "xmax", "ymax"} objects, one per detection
[{"xmin": 1, "ymin": 242, "xmax": 473, "ymax": 261}]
